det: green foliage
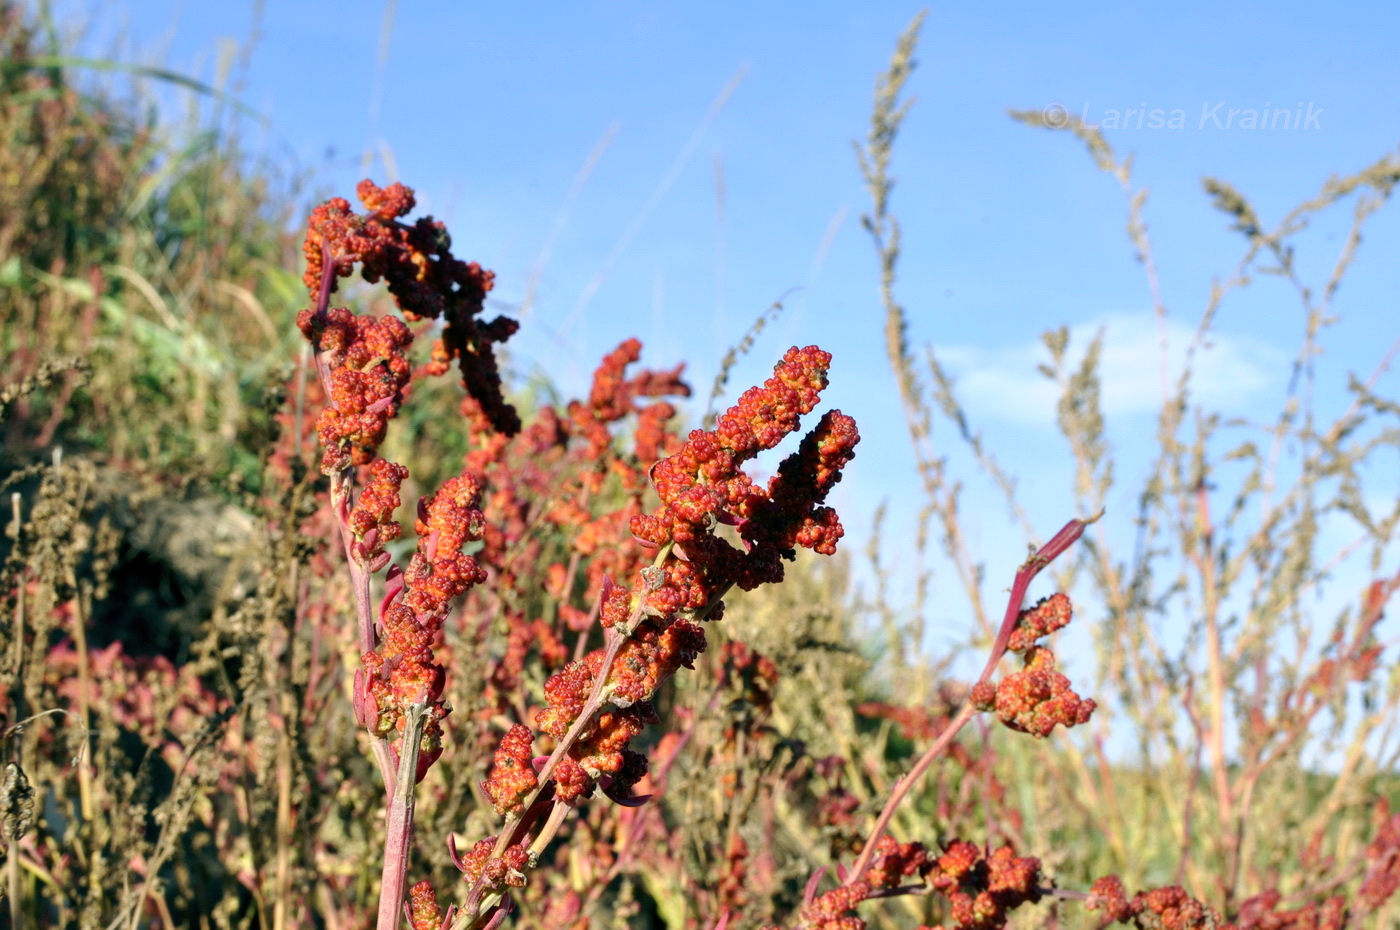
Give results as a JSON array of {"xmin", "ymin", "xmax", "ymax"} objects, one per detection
[{"xmin": 0, "ymin": 1, "xmax": 301, "ymax": 484}]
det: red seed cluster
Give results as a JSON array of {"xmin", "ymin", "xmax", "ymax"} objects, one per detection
[
  {"xmin": 1005, "ymin": 593, "xmax": 1073, "ymax": 653},
  {"xmin": 639, "ymin": 346, "xmax": 833, "ymax": 535},
  {"xmin": 567, "ymin": 337, "xmax": 690, "ymax": 459},
  {"xmin": 793, "ymin": 881, "xmax": 872, "ymax": 930},
  {"xmin": 456, "ymin": 344, "xmax": 856, "ymax": 901},
  {"xmin": 719, "ymin": 640, "xmax": 780, "ymax": 715},
  {"xmin": 1236, "ymin": 889, "xmax": 1345, "ymax": 930},
  {"xmin": 571, "ymin": 705, "xmax": 653, "ymax": 778},
  {"xmin": 1087, "ymin": 876, "xmax": 1136, "ymax": 923},
  {"xmin": 1360, "ymin": 799, "xmax": 1400, "ymax": 910},
  {"xmin": 465, "ymin": 339, "xmax": 691, "ymax": 727},
  {"xmin": 970, "ymin": 646, "xmax": 1096, "ymax": 739},
  {"xmin": 864, "ymin": 835, "xmax": 930, "ymax": 889},
  {"xmin": 407, "ymin": 881, "xmax": 443, "ymax": 930},
  {"xmin": 635, "ymin": 401, "xmax": 679, "ymax": 465},
  {"xmin": 454, "ymin": 836, "xmax": 531, "ymax": 889},
  {"xmin": 482, "ymin": 724, "xmax": 539, "ymax": 816},
  {"xmin": 347, "ymin": 458, "xmax": 409, "ymax": 568},
  {"xmin": 719, "ymin": 834, "xmax": 751, "ymax": 914},
  {"xmin": 355, "ymin": 471, "xmax": 489, "ymax": 782},
  {"xmin": 1088, "ymin": 878, "xmax": 1237, "ymax": 930},
  {"xmin": 535, "ymin": 347, "xmax": 854, "ymax": 798},
  {"xmin": 552, "ymin": 756, "xmax": 593, "ymax": 803},
  {"xmin": 453, "ymin": 345, "xmax": 859, "ymax": 889},
  {"xmin": 1132, "ymin": 886, "xmax": 1228, "ymax": 930},
  {"xmin": 296, "ymin": 308, "xmax": 414, "ymax": 473},
  {"xmin": 926, "ymin": 841, "xmax": 1043, "ymax": 930},
  {"xmin": 630, "ymin": 346, "xmax": 858, "ymax": 594},
  {"xmin": 302, "ymin": 195, "xmax": 379, "ymax": 295},
  {"xmin": 598, "ymin": 580, "xmax": 632, "ymax": 629},
  {"xmin": 535, "ymin": 619, "xmax": 707, "ymax": 743},
  {"xmin": 536, "ymin": 650, "xmax": 607, "ymax": 740}
]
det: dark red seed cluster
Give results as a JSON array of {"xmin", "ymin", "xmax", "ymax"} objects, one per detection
[
  {"xmin": 790, "ymin": 881, "xmax": 873, "ymax": 930},
  {"xmin": 864, "ymin": 835, "xmax": 929, "ymax": 889},
  {"xmin": 1130, "ymin": 886, "xmax": 1227, "ymax": 930},
  {"xmin": 1236, "ymin": 889, "xmax": 1346, "ymax": 930},
  {"xmin": 925, "ymin": 841, "xmax": 1043, "ymax": 930},
  {"xmin": 772, "ymin": 837, "xmax": 1043, "ymax": 930},
  {"xmin": 1087, "ymin": 876, "xmax": 1137, "ymax": 923},
  {"xmin": 1088, "ymin": 877, "xmax": 1236, "ymax": 930},
  {"xmin": 719, "ymin": 640, "xmax": 780, "ymax": 715},
  {"xmin": 303, "ymin": 179, "xmax": 518, "ymax": 437}
]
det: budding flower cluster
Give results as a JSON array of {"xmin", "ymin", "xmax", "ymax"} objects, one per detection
[
  {"xmin": 926, "ymin": 841, "xmax": 1043, "ymax": 930},
  {"xmin": 475, "ymin": 345, "xmax": 859, "ymax": 894},
  {"xmin": 1004, "ymin": 592, "xmax": 1072, "ymax": 653},
  {"xmin": 406, "ymin": 881, "xmax": 445, "ymax": 930},
  {"xmin": 1087, "ymin": 877, "xmax": 1233, "ymax": 930},
  {"xmin": 971, "ymin": 594, "xmax": 1096, "ymax": 738},
  {"xmin": 296, "ymin": 308, "xmax": 414, "ymax": 474},
  {"xmin": 541, "ymin": 348, "xmax": 854, "ymax": 774},
  {"xmin": 783, "ymin": 839, "xmax": 1042, "ymax": 930},
  {"xmin": 353, "ymin": 475, "xmax": 488, "ymax": 781},
  {"xmin": 450, "ymin": 835, "xmax": 532, "ymax": 890}
]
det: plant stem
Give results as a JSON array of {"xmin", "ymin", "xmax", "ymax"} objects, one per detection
[
  {"xmin": 377, "ymin": 701, "xmax": 428, "ymax": 930},
  {"xmin": 306, "ymin": 248, "xmax": 415, "ymax": 925},
  {"xmin": 305, "ymin": 253, "xmax": 400, "ymax": 798}
]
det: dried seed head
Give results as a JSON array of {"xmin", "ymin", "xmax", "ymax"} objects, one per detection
[{"xmin": 2, "ymin": 761, "xmax": 35, "ymax": 843}]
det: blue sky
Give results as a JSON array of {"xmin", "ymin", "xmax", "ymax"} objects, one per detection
[{"xmin": 58, "ymin": 2, "xmax": 1400, "ymax": 707}]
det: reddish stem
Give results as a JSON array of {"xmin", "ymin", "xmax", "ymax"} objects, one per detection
[
  {"xmin": 377, "ymin": 702, "xmax": 428, "ymax": 930},
  {"xmin": 306, "ymin": 244, "xmax": 413, "ymax": 926}
]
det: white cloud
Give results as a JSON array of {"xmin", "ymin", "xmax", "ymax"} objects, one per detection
[{"xmin": 937, "ymin": 312, "xmax": 1287, "ymax": 426}]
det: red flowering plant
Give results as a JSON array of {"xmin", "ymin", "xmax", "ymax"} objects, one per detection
[
  {"xmin": 297, "ymin": 179, "xmax": 514, "ymax": 927},
  {"xmin": 296, "ymin": 180, "xmax": 860, "ymax": 928},
  {"xmin": 444, "ymin": 344, "xmax": 860, "ymax": 929}
]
